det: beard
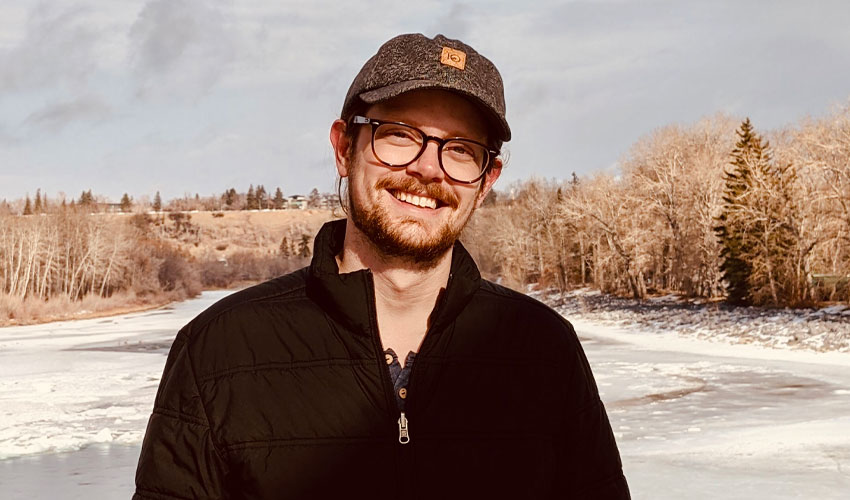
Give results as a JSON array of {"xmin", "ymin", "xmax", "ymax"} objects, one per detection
[{"xmin": 348, "ymin": 174, "xmax": 477, "ymax": 267}]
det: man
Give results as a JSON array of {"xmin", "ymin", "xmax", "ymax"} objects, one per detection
[{"xmin": 134, "ymin": 33, "xmax": 629, "ymax": 499}]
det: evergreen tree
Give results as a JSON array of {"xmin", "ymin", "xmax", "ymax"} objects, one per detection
[
  {"xmin": 120, "ymin": 193, "xmax": 133, "ymax": 212},
  {"xmin": 279, "ymin": 236, "xmax": 290, "ymax": 257},
  {"xmin": 34, "ymin": 189, "xmax": 42, "ymax": 213},
  {"xmin": 273, "ymin": 187, "xmax": 285, "ymax": 210},
  {"xmin": 79, "ymin": 189, "xmax": 94, "ymax": 206},
  {"xmin": 715, "ymin": 118, "xmax": 796, "ymax": 306},
  {"xmin": 256, "ymin": 185, "xmax": 267, "ymax": 210},
  {"xmin": 715, "ymin": 119, "xmax": 760, "ymax": 305},
  {"xmin": 257, "ymin": 184, "xmax": 269, "ymax": 209},
  {"xmin": 246, "ymin": 185, "xmax": 256, "ymax": 210},
  {"xmin": 222, "ymin": 188, "xmax": 236, "ymax": 209},
  {"xmin": 23, "ymin": 195, "xmax": 32, "ymax": 215},
  {"xmin": 153, "ymin": 191, "xmax": 162, "ymax": 212},
  {"xmin": 298, "ymin": 234, "xmax": 312, "ymax": 258}
]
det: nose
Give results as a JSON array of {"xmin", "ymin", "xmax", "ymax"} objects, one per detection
[{"xmin": 405, "ymin": 139, "xmax": 445, "ymax": 183}]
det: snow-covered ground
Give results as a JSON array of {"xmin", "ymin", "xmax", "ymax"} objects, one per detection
[
  {"xmin": 1, "ymin": 289, "xmax": 849, "ymax": 498},
  {"xmin": 543, "ymin": 288, "xmax": 850, "ymax": 352},
  {"xmin": 572, "ymin": 320, "xmax": 850, "ymax": 499},
  {"xmin": 0, "ymin": 291, "xmax": 230, "ymax": 460}
]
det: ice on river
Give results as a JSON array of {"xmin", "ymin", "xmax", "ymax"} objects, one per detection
[
  {"xmin": 576, "ymin": 319, "xmax": 850, "ymax": 498},
  {"xmin": 0, "ymin": 291, "xmax": 229, "ymax": 459},
  {"xmin": 1, "ymin": 290, "xmax": 849, "ymax": 499}
]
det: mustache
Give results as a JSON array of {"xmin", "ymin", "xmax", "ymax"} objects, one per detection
[{"xmin": 375, "ymin": 177, "xmax": 459, "ymax": 208}]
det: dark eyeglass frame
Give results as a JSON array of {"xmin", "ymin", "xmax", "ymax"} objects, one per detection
[{"xmin": 350, "ymin": 115, "xmax": 500, "ymax": 184}]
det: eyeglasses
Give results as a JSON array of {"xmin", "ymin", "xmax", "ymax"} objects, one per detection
[{"xmin": 350, "ymin": 115, "xmax": 499, "ymax": 184}]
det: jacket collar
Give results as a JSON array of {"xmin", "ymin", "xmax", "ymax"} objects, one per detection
[{"xmin": 305, "ymin": 219, "xmax": 481, "ymax": 336}]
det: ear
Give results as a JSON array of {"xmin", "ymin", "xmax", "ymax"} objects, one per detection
[
  {"xmin": 475, "ymin": 157, "xmax": 502, "ymax": 208},
  {"xmin": 330, "ymin": 119, "xmax": 352, "ymax": 178}
]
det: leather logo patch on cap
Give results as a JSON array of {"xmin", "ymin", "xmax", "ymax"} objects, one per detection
[{"xmin": 440, "ymin": 46, "xmax": 466, "ymax": 70}]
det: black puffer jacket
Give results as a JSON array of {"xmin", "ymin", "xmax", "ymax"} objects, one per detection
[{"xmin": 134, "ymin": 219, "xmax": 629, "ymax": 499}]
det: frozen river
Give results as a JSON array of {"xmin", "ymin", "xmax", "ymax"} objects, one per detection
[
  {"xmin": 1, "ymin": 290, "xmax": 848, "ymax": 499},
  {"xmin": 579, "ymin": 321, "xmax": 850, "ymax": 499}
]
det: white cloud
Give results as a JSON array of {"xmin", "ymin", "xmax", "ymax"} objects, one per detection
[
  {"xmin": 0, "ymin": 3, "xmax": 99, "ymax": 92},
  {"xmin": 428, "ymin": 3, "xmax": 471, "ymax": 40},
  {"xmin": 128, "ymin": 0, "xmax": 238, "ymax": 98},
  {"xmin": 23, "ymin": 95, "xmax": 112, "ymax": 133}
]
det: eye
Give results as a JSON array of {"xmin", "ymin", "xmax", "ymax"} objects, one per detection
[
  {"xmin": 376, "ymin": 124, "xmax": 420, "ymax": 145},
  {"xmin": 444, "ymin": 141, "xmax": 481, "ymax": 161}
]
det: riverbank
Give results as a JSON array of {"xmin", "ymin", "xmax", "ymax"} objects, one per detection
[
  {"xmin": 539, "ymin": 288, "xmax": 850, "ymax": 353},
  {"xmin": 0, "ymin": 282, "xmax": 259, "ymax": 328},
  {"xmin": 0, "ymin": 292, "xmax": 175, "ymax": 328},
  {"xmin": 7, "ymin": 284, "xmax": 848, "ymax": 353}
]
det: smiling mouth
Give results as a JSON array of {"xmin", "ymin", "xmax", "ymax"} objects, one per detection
[{"xmin": 389, "ymin": 190, "xmax": 440, "ymax": 209}]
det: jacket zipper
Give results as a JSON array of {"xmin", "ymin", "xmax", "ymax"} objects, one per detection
[
  {"xmin": 398, "ymin": 412, "xmax": 410, "ymax": 444},
  {"xmin": 363, "ymin": 270, "xmax": 407, "ymax": 442},
  {"xmin": 399, "ymin": 272, "xmax": 454, "ymax": 445},
  {"xmin": 366, "ymin": 270, "xmax": 455, "ymax": 446}
]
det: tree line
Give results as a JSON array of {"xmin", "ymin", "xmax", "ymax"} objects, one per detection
[
  {"xmin": 1, "ymin": 209, "xmax": 161, "ymax": 304},
  {"xmin": 0, "ymin": 206, "xmax": 315, "ymax": 323},
  {"xmin": 0, "ymin": 185, "xmax": 335, "ymax": 216},
  {"xmin": 466, "ymin": 105, "xmax": 850, "ymax": 307},
  {"xmin": 3, "ymin": 105, "xmax": 848, "ymax": 315}
]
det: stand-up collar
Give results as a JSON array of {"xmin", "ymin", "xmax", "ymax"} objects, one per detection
[{"xmin": 305, "ymin": 219, "xmax": 481, "ymax": 336}]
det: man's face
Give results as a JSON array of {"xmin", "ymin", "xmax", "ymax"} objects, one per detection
[{"xmin": 337, "ymin": 89, "xmax": 501, "ymax": 265}]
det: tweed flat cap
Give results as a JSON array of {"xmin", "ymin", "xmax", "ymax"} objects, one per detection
[{"xmin": 341, "ymin": 33, "xmax": 511, "ymax": 142}]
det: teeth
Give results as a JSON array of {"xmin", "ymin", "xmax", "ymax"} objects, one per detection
[{"xmin": 393, "ymin": 191, "xmax": 437, "ymax": 209}]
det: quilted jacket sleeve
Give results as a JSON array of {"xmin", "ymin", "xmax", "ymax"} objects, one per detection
[
  {"xmin": 558, "ymin": 327, "xmax": 631, "ymax": 499},
  {"xmin": 133, "ymin": 333, "xmax": 229, "ymax": 499}
]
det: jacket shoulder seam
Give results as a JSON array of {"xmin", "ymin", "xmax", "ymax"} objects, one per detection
[
  {"xmin": 197, "ymin": 358, "xmax": 374, "ymax": 383},
  {"xmin": 134, "ymin": 486, "xmax": 195, "ymax": 500},
  {"xmin": 574, "ymin": 471, "xmax": 630, "ymax": 497},
  {"xmin": 477, "ymin": 283, "xmax": 574, "ymax": 326},
  {"xmin": 182, "ymin": 342, "xmax": 230, "ymax": 473},
  {"xmin": 151, "ymin": 407, "xmax": 209, "ymax": 427},
  {"xmin": 186, "ymin": 283, "xmax": 307, "ymax": 337},
  {"xmin": 570, "ymin": 395, "xmax": 603, "ymax": 418}
]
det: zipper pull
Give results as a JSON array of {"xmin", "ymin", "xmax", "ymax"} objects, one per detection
[{"xmin": 398, "ymin": 412, "xmax": 410, "ymax": 444}]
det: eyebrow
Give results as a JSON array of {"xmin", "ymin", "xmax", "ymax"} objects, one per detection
[{"xmin": 367, "ymin": 113, "xmax": 489, "ymax": 143}]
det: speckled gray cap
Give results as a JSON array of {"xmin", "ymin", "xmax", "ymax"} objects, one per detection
[{"xmin": 341, "ymin": 33, "xmax": 511, "ymax": 142}]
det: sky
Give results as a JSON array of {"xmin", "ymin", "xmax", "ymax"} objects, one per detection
[{"xmin": 1, "ymin": 0, "xmax": 849, "ymax": 203}]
